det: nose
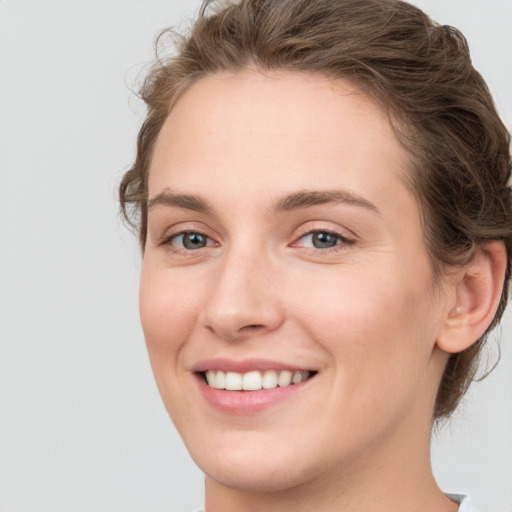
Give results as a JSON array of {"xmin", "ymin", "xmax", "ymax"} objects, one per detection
[{"xmin": 201, "ymin": 248, "xmax": 285, "ymax": 342}]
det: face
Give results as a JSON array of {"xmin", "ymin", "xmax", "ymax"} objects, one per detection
[{"xmin": 140, "ymin": 71, "xmax": 450, "ymax": 493}]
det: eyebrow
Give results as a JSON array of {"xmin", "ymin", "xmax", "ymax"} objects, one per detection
[
  {"xmin": 271, "ymin": 189, "xmax": 379, "ymax": 215},
  {"xmin": 148, "ymin": 190, "xmax": 214, "ymax": 214},
  {"xmin": 147, "ymin": 188, "xmax": 379, "ymax": 215}
]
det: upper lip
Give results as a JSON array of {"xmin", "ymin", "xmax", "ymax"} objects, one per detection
[{"xmin": 191, "ymin": 358, "xmax": 315, "ymax": 374}]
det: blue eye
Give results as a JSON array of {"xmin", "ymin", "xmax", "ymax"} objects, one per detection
[
  {"xmin": 299, "ymin": 230, "xmax": 351, "ymax": 250},
  {"xmin": 169, "ymin": 232, "xmax": 210, "ymax": 250},
  {"xmin": 309, "ymin": 232, "xmax": 340, "ymax": 248}
]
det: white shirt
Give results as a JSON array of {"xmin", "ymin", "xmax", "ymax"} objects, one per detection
[{"xmin": 448, "ymin": 494, "xmax": 480, "ymax": 512}]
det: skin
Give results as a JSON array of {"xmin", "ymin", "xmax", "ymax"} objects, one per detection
[{"xmin": 140, "ymin": 70, "xmax": 469, "ymax": 512}]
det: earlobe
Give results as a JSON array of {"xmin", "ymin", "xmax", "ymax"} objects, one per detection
[{"xmin": 436, "ymin": 240, "xmax": 507, "ymax": 354}]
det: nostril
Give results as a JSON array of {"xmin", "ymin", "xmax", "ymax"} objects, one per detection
[{"xmin": 239, "ymin": 324, "xmax": 265, "ymax": 334}]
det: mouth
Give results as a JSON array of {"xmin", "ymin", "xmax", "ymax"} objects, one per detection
[
  {"xmin": 193, "ymin": 360, "xmax": 319, "ymax": 414},
  {"xmin": 200, "ymin": 369, "xmax": 317, "ymax": 391}
]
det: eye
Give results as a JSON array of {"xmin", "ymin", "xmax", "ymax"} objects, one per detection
[
  {"xmin": 304, "ymin": 231, "xmax": 340, "ymax": 249},
  {"xmin": 163, "ymin": 231, "xmax": 214, "ymax": 250},
  {"xmin": 295, "ymin": 230, "xmax": 353, "ymax": 250}
]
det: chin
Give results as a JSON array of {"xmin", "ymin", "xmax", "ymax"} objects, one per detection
[
  {"xmin": 185, "ymin": 430, "xmax": 318, "ymax": 493},
  {"xmin": 202, "ymin": 460, "xmax": 311, "ymax": 494}
]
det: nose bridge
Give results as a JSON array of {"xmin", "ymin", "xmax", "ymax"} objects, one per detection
[{"xmin": 202, "ymin": 239, "xmax": 283, "ymax": 340}]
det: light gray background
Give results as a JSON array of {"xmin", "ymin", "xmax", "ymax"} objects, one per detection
[{"xmin": 0, "ymin": 1, "xmax": 510, "ymax": 511}]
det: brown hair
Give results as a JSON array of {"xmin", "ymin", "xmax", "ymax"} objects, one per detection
[{"xmin": 119, "ymin": 0, "xmax": 512, "ymax": 419}]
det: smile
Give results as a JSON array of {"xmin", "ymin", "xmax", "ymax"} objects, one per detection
[
  {"xmin": 204, "ymin": 370, "xmax": 313, "ymax": 391},
  {"xmin": 193, "ymin": 359, "xmax": 318, "ymax": 413}
]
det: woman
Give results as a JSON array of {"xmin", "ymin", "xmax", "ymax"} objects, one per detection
[{"xmin": 119, "ymin": 0, "xmax": 512, "ymax": 510}]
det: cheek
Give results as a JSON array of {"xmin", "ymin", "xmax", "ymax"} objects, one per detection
[
  {"xmin": 290, "ymin": 265, "xmax": 437, "ymax": 397},
  {"xmin": 139, "ymin": 265, "xmax": 207, "ymax": 424},
  {"xmin": 139, "ymin": 265, "xmax": 202, "ymax": 362}
]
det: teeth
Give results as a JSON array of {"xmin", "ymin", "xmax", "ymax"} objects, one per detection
[
  {"xmin": 262, "ymin": 370, "xmax": 278, "ymax": 389},
  {"xmin": 206, "ymin": 370, "xmax": 226, "ymax": 389},
  {"xmin": 216, "ymin": 370, "xmax": 226, "ymax": 389},
  {"xmin": 292, "ymin": 371, "xmax": 307, "ymax": 384},
  {"xmin": 243, "ymin": 371, "xmax": 262, "ymax": 391},
  {"xmin": 204, "ymin": 370, "xmax": 311, "ymax": 391},
  {"xmin": 277, "ymin": 370, "xmax": 292, "ymax": 387},
  {"xmin": 225, "ymin": 371, "xmax": 243, "ymax": 390},
  {"xmin": 206, "ymin": 370, "xmax": 216, "ymax": 388}
]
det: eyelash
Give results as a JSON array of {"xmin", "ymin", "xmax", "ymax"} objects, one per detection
[
  {"xmin": 159, "ymin": 230, "xmax": 216, "ymax": 252},
  {"xmin": 293, "ymin": 229, "xmax": 354, "ymax": 252},
  {"xmin": 159, "ymin": 228, "xmax": 354, "ymax": 254}
]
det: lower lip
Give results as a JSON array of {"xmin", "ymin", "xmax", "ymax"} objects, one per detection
[{"xmin": 195, "ymin": 374, "xmax": 313, "ymax": 415}]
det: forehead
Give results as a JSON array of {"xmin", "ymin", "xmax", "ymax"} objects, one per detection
[{"xmin": 148, "ymin": 70, "xmax": 412, "ymax": 211}]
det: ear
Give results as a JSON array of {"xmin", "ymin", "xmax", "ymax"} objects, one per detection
[{"xmin": 436, "ymin": 240, "xmax": 507, "ymax": 354}]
